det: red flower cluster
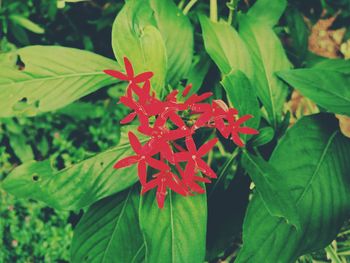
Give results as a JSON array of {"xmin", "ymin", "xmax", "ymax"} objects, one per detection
[{"xmin": 104, "ymin": 57, "xmax": 258, "ymax": 208}]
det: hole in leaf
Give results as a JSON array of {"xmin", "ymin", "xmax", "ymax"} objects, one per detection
[
  {"xmin": 16, "ymin": 55, "xmax": 25, "ymax": 70},
  {"xmin": 32, "ymin": 175, "xmax": 39, "ymax": 181}
]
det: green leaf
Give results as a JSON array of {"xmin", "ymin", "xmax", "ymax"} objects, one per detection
[
  {"xmin": 285, "ymin": 6, "xmax": 310, "ymax": 64},
  {"xmin": 250, "ymin": 126, "xmax": 275, "ymax": 147},
  {"xmin": 236, "ymin": 114, "xmax": 350, "ymax": 262},
  {"xmin": 185, "ymin": 53, "xmax": 211, "ymax": 96},
  {"xmin": 139, "ymin": 190, "xmax": 207, "ymax": 263},
  {"xmin": 9, "ymin": 15, "xmax": 45, "ymax": 34},
  {"xmin": 199, "ymin": 15, "xmax": 253, "ymax": 79},
  {"xmin": 112, "ymin": 1, "xmax": 167, "ymax": 96},
  {"xmin": 2, "ymin": 129, "xmax": 142, "ymax": 210},
  {"xmin": 71, "ymin": 186, "xmax": 145, "ymax": 263},
  {"xmin": 221, "ymin": 70, "xmax": 260, "ymax": 134},
  {"xmin": 245, "ymin": 0, "xmax": 287, "ymax": 27},
  {"xmin": 0, "ymin": 46, "xmax": 119, "ymax": 117},
  {"xmin": 239, "ymin": 15, "xmax": 291, "ymax": 128},
  {"xmin": 277, "ymin": 60, "xmax": 350, "ymax": 116},
  {"xmin": 149, "ymin": 0, "xmax": 193, "ymax": 85},
  {"xmin": 242, "ymin": 152, "xmax": 300, "ymax": 230}
]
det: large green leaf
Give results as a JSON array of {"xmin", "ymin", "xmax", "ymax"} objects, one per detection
[
  {"xmin": 277, "ymin": 60, "xmax": 350, "ymax": 116},
  {"xmin": 139, "ymin": 190, "xmax": 207, "ymax": 263},
  {"xmin": 0, "ymin": 46, "xmax": 119, "ymax": 117},
  {"xmin": 71, "ymin": 186, "xmax": 145, "ymax": 263},
  {"xmin": 149, "ymin": 0, "xmax": 193, "ymax": 85},
  {"xmin": 1, "ymin": 129, "xmax": 142, "ymax": 211},
  {"xmin": 242, "ymin": 152, "xmax": 300, "ymax": 229},
  {"xmin": 238, "ymin": 1, "xmax": 291, "ymax": 128},
  {"xmin": 199, "ymin": 15, "xmax": 253, "ymax": 79},
  {"xmin": 245, "ymin": 0, "xmax": 287, "ymax": 27},
  {"xmin": 221, "ymin": 70, "xmax": 260, "ymax": 133},
  {"xmin": 111, "ymin": 1, "xmax": 167, "ymax": 96},
  {"xmin": 236, "ymin": 114, "xmax": 350, "ymax": 262}
]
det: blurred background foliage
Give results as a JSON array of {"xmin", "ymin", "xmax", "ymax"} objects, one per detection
[{"xmin": 0, "ymin": 0, "xmax": 350, "ymax": 262}]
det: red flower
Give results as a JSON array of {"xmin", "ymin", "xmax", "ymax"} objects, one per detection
[
  {"xmin": 114, "ymin": 132, "xmax": 169, "ymax": 184},
  {"xmin": 104, "ymin": 57, "xmax": 259, "ymax": 209},
  {"xmin": 225, "ymin": 114, "xmax": 259, "ymax": 147},
  {"xmin": 174, "ymin": 137, "xmax": 218, "ymax": 179},
  {"xmin": 104, "ymin": 57, "xmax": 153, "ymax": 87},
  {"xmin": 142, "ymin": 169, "xmax": 188, "ymax": 208}
]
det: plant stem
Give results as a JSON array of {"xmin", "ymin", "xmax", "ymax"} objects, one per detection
[
  {"xmin": 210, "ymin": 0, "xmax": 218, "ymax": 22},
  {"xmin": 325, "ymin": 244, "xmax": 343, "ymax": 263},
  {"xmin": 183, "ymin": 0, "xmax": 198, "ymax": 15},
  {"xmin": 227, "ymin": 0, "xmax": 234, "ymax": 25},
  {"xmin": 178, "ymin": 0, "xmax": 186, "ymax": 9}
]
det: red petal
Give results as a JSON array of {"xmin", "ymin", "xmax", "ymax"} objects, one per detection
[
  {"xmin": 138, "ymin": 161, "xmax": 147, "ymax": 185},
  {"xmin": 174, "ymin": 152, "xmax": 191, "ymax": 162},
  {"xmin": 141, "ymin": 179, "xmax": 158, "ymax": 194},
  {"xmin": 166, "ymin": 90, "xmax": 179, "ymax": 102},
  {"xmin": 193, "ymin": 175, "xmax": 211, "ymax": 183},
  {"xmin": 184, "ymin": 161, "xmax": 196, "ymax": 179},
  {"xmin": 167, "ymin": 129, "xmax": 187, "ymax": 141},
  {"xmin": 103, "ymin": 70, "xmax": 129, "ymax": 81},
  {"xmin": 236, "ymin": 114, "xmax": 253, "ymax": 126},
  {"xmin": 185, "ymin": 136, "xmax": 197, "ymax": 153},
  {"xmin": 134, "ymin": 72, "xmax": 154, "ymax": 83},
  {"xmin": 146, "ymin": 157, "xmax": 169, "ymax": 171},
  {"xmin": 120, "ymin": 112, "xmax": 137, "ymax": 124},
  {"xmin": 167, "ymin": 178, "xmax": 187, "ymax": 196},
  {"xmin": 231, "ymin": 132, "xmax": 245, "ymax": 147},
  {"xmin": 168, "ymin": 112, "xmax": 186, "ymax": 128},
  {"xmin": 194, "ymin": 112, "xmax": 212, "ymax": 128},
  {"xmin": 188, "ymin": 182, "xmax": 206, "ymax": 194},
  {"xmin": 160, "ymin": 143, "xmax": 175, "ymax": 164},
  {"xmin": 196, "ymin": 159, "xmax": 217, "ymax": 178},
  {"xmin": 123, "ymin": 57, "xmax": 134, "ymax": 77},
  {"xmin": 197, "ymin": 138, "xmax": 218, "ymax": 156},
  {"xmin": 156, "ymin": 182, "xmax": 166, "ymax": 208},
  {"xmin": 214, "ymin": 118, "xmax": 227, "ymax": 135},
  {"xmin": 239, "ymin": 127, "xmax": 259, "ymax": 135},
  {"xmin": 182, "ymin": 83, "xmax": 193, "ymax": 97},
  {"xmin": 143, "ymin": 80, "xmax": 151, "ymax": 94},
  {"xmin": 173, "ymin": 142, "xmax": 186, "ymax": 152},
  {"xmin": 128, "ymin": 132, "xmax": 142, "ymax": 153},
  {"xmin": 113, "ymin": 155, "xmax": 139, "ymax": 169},
  {"xmin": 191, "ymin": 103, "xmax": 211, "ymax": 112}
]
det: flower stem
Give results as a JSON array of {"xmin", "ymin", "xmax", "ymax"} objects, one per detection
[
  {"xmin": 210, "ymin": 0, "xmax": 218, "ymax": 22},
  {"xmin": 183, "ymin": 0, "xmax": 198, "ymax": 15}
]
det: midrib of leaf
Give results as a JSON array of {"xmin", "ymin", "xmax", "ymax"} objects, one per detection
[
  {"xmin": 1, "ymin": 71, "xmax": 109, "ymax": 86},
  {"xmin": 296, "ymin": 130, "xmax": 338, "ymax": 204},
  {"xmin": 100, "ymin": 187, "xmax": 132, "ymax": 263}
]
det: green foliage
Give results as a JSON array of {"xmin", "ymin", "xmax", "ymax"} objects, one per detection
[
  {"xmin": 140, "ymin": 188, "xmax": 207, "ymax": 263},
  {"xmin": 2, "ymin": 128, "xmax": 142, "ymax": 211},
  {"xmin": 0, "ymin": 46, "xmax": 119, "ymax": 117},
  {"xmin": 71, "ymin": 186, "xmax": 144, "ymax": 263},
  {"xmin": 0, "ymin": 190, "xmax": 73, "ymax": 262},
  {"xmin": 277, "ymin": 60, "xmax": 350, "ymax": 116},
  {"xmin": 1, "ymin": 0, "xmax": 350, "ymax": 262},
  {"xmin": 237, "ymin": 114, "xmax": 350, "ymax": 262}
]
